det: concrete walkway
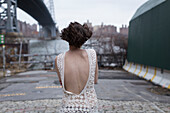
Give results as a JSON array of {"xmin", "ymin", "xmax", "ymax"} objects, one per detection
[
  {"xmin": 0, "ymin": 70, "xmax": 170, "ymax": 112},
  {"xmin": 0, "ymin": 99, "xmax": 170, "ymax": 113}
]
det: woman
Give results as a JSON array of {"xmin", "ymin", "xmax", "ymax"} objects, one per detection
[{"xmin": 55, "ymin": 22, "xmax": 99, "ymax": 113}]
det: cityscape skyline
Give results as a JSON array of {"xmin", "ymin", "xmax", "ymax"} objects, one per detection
[
  {"xmin": 17, "ymin": 19, "xmax": 128, "ymax": 37},
  {"xmin": 17, "ymin": 0, "xmax": 148, "ymax": 31}
]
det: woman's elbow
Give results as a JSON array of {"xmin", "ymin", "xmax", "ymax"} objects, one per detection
[{"xmin": 94, "ymin": 80, "xmax": 98, "ymax": 84}]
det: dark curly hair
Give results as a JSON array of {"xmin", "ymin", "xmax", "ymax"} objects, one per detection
[{"xmin": 61, "ymin": 22, "xmax": 92, "ymax": 48}]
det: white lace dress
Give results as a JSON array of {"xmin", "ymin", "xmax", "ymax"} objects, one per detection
[{"xmin": 57, "ymin": 49, "xmax": 98, "ymax": 113}]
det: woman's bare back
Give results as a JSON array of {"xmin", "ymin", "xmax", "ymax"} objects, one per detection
[{"xmin": 64, "ymin": 49, "xmax": 89, "ymax": 95}]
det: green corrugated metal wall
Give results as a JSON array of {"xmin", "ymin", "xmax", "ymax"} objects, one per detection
[{"xmin": 127, "ymin": 0, "xmax": 170, "ymax": 70}]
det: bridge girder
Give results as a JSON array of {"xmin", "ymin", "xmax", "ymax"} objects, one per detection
[{"xmin": 0, "ymin": 0, "xmax": 57, "ymax": 37}]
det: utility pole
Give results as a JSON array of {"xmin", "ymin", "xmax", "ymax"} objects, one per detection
[
  {"xmin": 0, "ymin": 34, "xmax": 5, "ymax": 77},
  {"xmin": 19, "ymin": 40, "xmax": 23, "ymax": 70},
  {"xmin": 2, "ymin": 45, "xmax": 6, "ymax": 77}
]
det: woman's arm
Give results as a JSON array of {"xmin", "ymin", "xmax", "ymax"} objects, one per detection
[
  {"xmin": 94, "ymin": 52, "xmax": 98, "ymax": 84},
  {"xmin": 55, "ymin": 56, "xmax": 62, "ymax": 85}
]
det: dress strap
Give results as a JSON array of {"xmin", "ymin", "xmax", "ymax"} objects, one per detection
[
  {"xmin": 57, "ymin": 52, "xmax": 66, "ymax": 89},
  {"xmin": 61, "ymin": 52, "xmax": 66, "ymax": 90},
  {"xmin": 87, "ymin": 49, "xmax": 97, "ymax": 84}
]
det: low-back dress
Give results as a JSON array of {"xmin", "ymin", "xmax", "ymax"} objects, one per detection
[{"xmin": 56, "ymin": 49, "xmax": 98, "ymax": 113}]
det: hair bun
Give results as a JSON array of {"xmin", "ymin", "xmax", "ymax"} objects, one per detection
[
  {"xmin": 83, "ymin": 23, "xmax": 92, "ymax": 38},
  {"xmin": 61, "ymin": 22, "xmax": 92, "ymax": 48}
]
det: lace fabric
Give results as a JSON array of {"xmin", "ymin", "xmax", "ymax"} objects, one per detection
[{"xmin": 57, "ymin": 49, "xmax": 98, "ymax": 113}]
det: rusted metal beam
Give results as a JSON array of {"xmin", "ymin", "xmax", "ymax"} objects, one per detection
[
  {"xmin": 10, "ymin": 53, "xmax": 59, "ymax": 57},
  {"xmin": 10, "ymin": 60, "xmax": 54, "ymax": 64}
]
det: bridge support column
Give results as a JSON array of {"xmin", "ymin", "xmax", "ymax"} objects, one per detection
[
  {"xmin": 0, "ymin": 0, "xmax": 18, "ymax": 33},
  {"xmin": 50, "ymin": 25, "xmax": 56, "ymax": 37},
  {"xmin": 39, "ymin": 25, "xmax": 57, "ymax": 38}
]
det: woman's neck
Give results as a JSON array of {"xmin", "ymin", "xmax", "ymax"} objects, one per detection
[{"xmin": 69, "ymin": 46, "xmax": 81, "ymax": 51}]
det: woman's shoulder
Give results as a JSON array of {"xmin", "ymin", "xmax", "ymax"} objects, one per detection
[
  {"xmin": 85, "ymin": 48, "xmax": 96, "ymax": 54},
  {"xmin": 58, "ymin": 52, "xmax": 65, "ymax": 56},
  {"xmin": 55, "ymin": 52, "xmax": 65, "ymax": 60}
]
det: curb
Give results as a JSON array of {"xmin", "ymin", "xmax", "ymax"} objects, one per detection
[{"xmin": 123, "ymin": 60, "xmax": 170, "ymax": 89}]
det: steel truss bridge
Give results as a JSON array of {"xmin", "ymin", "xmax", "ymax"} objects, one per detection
[{"xmin": 0, "ymin": 0, "xmax": 58, "ymax": 38}]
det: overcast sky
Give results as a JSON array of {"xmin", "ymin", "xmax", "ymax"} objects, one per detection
[{"xmin": 17, "ymin": 0, "xmax": 148, "ymax": 31}]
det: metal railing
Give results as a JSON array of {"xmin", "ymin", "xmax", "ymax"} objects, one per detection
[{"xmin": 9, "ymin": 53, "xmax": 60, "ymax": 70}]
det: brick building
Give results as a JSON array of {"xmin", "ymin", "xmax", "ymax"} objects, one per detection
[
  {"xmin": 17, "ymin": 20, "xmax": 38, "ymax": 37},
  {"xmin": 119, "ymin": 25, "xmax": 128, "ymax": 36},
  {"xmin": 93, "ymin": 23, "xmax": 117, "ymax": 36}
]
